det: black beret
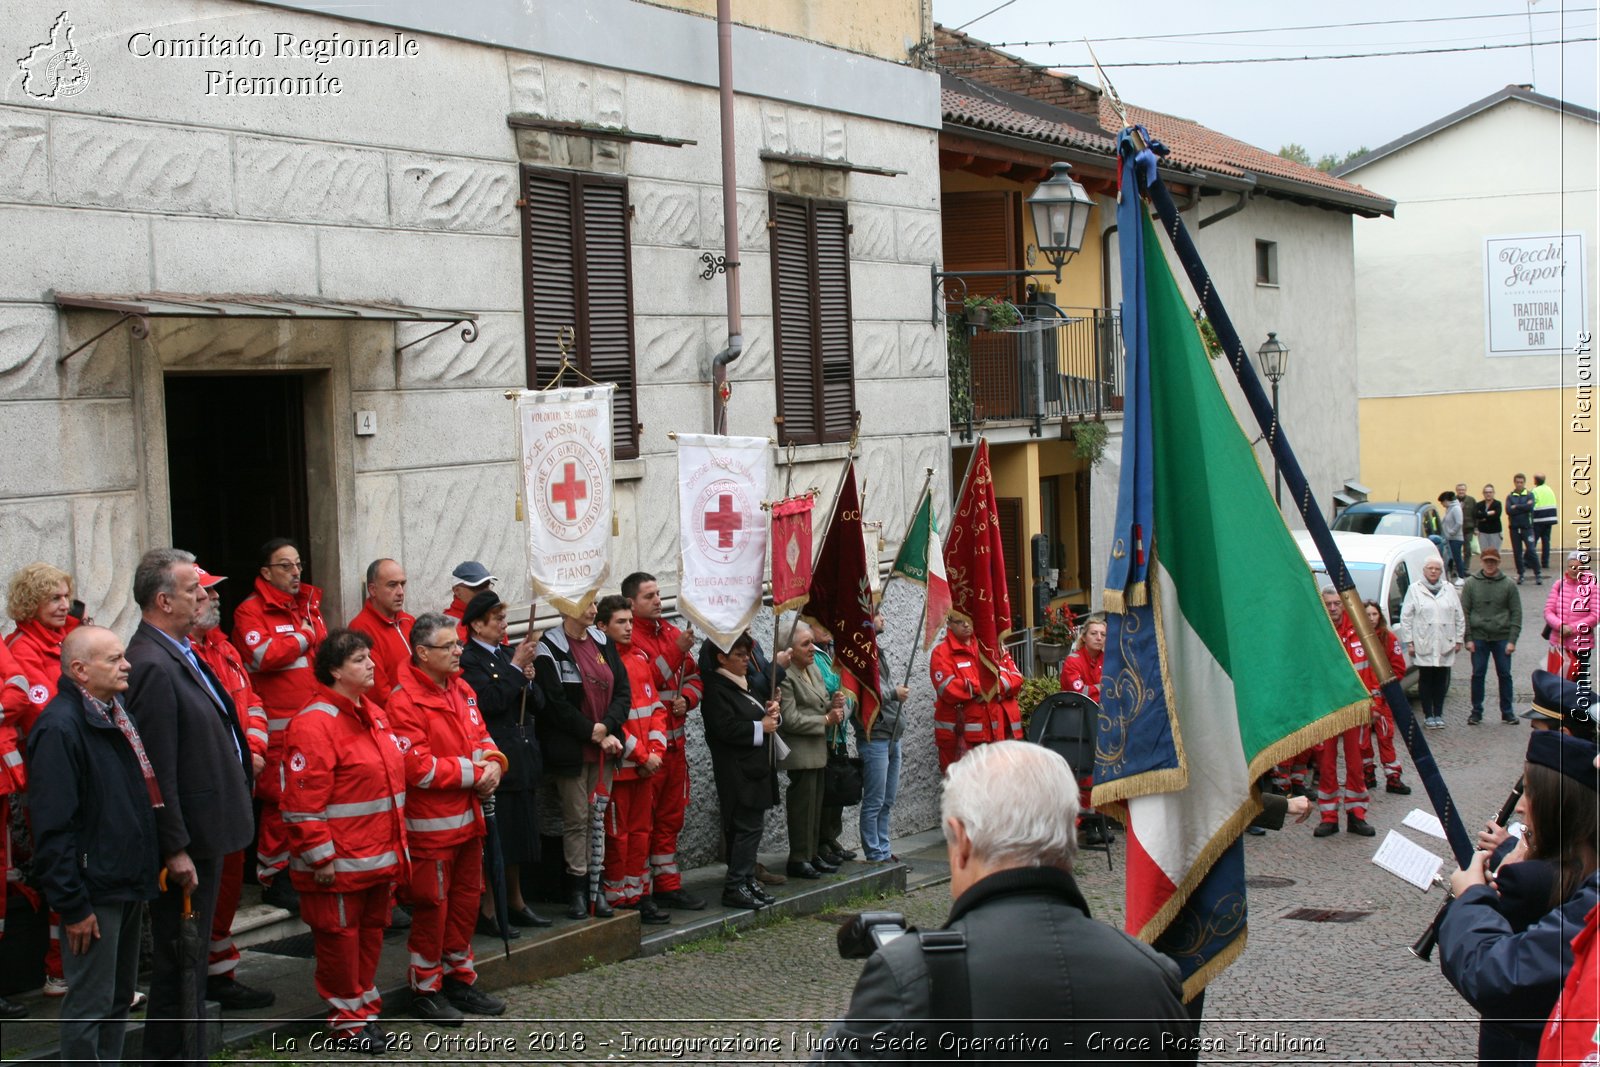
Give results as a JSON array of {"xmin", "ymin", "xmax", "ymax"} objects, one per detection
[{"xmin": 461, "ymin": 590, "xmax": 502, "ymax": 628}]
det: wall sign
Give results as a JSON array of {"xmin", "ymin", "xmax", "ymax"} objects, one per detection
[{"xmin": 1483, "ymin": 232, "xmax": 1588, "ymax": 356}]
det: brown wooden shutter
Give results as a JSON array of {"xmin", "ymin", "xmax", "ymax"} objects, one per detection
[
  {"xmin": 771, "ymin": 193, "xmax": 855, "ymax": 446},
  {"xmin": 997, "ymin": 495, "xmax": 1024, "ymax": 631},
  {"xmin": 519, "ymin": 166, "xmax": 640, "ymax": 459},
  {"xmin": 813, "ymin": 200, "xmax": 856, "ymax": 442},
  {"xmin": 940, "ymin": 191, "xmax": 1021, "ymax": 301},
  {"xmin": 578, "ymin": 180, "xmax": 639, "ymax": 458}
]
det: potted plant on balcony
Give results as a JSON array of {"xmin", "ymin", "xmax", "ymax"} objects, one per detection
[
  {"xmin": 962, "ymin": 295, "xmax": 1020, "ymax": 331},
  {"xmin": 1034, "ymin": 602, "xmax": 1077, "ymax": 671},
  {"xmin": 1069, "ymin": 418, "xmax": 1109, "ymax": 467}
]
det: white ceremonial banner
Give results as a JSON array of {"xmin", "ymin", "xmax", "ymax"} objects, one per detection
[
  {"xmin": 516, "ymin": 385, "xmax": 615, "ymax": 616},
  {"xmin": 676, "ymin": 434, "xmax": 771, "ymax": 649}
]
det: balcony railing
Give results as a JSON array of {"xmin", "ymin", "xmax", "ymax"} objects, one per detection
[{"xmin": 948, "ymin": 305, "xmax": 1125, "ymax": 440}]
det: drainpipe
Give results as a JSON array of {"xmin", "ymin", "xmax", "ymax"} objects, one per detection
[{"xmin": 710, "ymin": 0, "xmax": 743, "ymax": 436}]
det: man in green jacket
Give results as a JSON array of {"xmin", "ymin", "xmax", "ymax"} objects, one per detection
[{"xmin": 1462, "ymin": 548, "xmax": 1522, "ymax": 724}]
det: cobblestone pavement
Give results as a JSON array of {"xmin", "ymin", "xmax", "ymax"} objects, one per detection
[{"xmin": 244, "ymin": 581, "xmax": 1552, "ymax": 1065}]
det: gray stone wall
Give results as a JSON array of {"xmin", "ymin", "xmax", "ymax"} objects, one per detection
[{"xmin": 0, "ymin": 0, "xmax": 950, "ymax": 852}]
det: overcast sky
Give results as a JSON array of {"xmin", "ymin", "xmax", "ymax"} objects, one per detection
[{"xmin": 930, "ymin": 0, "xmax": 1597, "ymax": 159}]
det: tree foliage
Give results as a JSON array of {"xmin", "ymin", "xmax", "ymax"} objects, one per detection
[{"xmin": 1278, "ymin": 143, "xmax": 1371, "ymax": 173}]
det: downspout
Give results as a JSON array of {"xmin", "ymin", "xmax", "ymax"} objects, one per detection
[
  {"xmin": 1198, "ymin": 189, "xmax": 1252, "ymax": 229},
  {"xmin": 710, "ymin": 0, "xmax": 743, "ymax": 436}
]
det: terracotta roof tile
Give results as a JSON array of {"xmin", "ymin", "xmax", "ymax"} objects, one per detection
[{"xmin": 942, "ymin": 83, "xmax": 1117, "ymax": 156}]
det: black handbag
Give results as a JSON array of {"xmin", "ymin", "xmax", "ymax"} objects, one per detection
[{"xmin": 822, "ymin": 724, "xmax": 863, "ymax": 807}]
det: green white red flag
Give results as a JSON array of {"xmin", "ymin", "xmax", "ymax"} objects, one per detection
[{"xmin": 890, "ymin": 487, "xmax": 952, "ymax": 650}]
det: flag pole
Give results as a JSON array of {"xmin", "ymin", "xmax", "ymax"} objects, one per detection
[{"xmin": 1133, "ymin": 156, "xmax": 1472, "ymax": 866}]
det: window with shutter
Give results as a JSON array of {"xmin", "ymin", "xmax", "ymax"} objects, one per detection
[
  {"xmin": 520, "ymin": 165, "xmax": 640, "ymax": 459},
  {"xmin": 942, "ymin": 191, "xmax": 1022, "ymax": 423},
  {"xmin": 770, "ymin": 192, "xmax": 856, "ymax": 446}
]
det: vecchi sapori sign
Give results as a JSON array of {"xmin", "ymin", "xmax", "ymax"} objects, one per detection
[{"xmin": 1483, "ymin": 233, "xmax": 1589, "ymax": 357}]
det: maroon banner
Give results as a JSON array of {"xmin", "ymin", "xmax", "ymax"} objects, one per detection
[{"xmin": 803, "ymin": 465, "xmax": 882, "ymax": 735}]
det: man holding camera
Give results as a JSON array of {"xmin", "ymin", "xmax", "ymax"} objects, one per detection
[{"xmin": 820, "ymin": 741, "xmax": 1193, "ymax": 1061}]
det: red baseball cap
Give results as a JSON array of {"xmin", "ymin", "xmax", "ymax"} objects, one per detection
[{"xmin": 194, "ymin": 565, "xmax": 227, "ymax": 588}]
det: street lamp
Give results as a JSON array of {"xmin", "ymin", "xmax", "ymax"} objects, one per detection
[
  {"xmin": 1257, "ymin": 332, "xmax": 1291, "ymax": 505},
  {"xmin": 1027, "ymin": 162, "xmax": 1095, "ymax": 280}
]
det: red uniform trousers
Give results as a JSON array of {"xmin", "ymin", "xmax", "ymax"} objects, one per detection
[
  {"xmin": 1315, "ymin": 726, "xmax": 1369, "ymax": 821},
  {"xmin": 648, "ymin": 747, "xmax": 688, "ymax": 893},
  {"xmin": 1364, "ymin": 700, "xmax": 1402, "ymax": 785},
  {"xmin": 605, "ymin": 774, "xmax": 660, "ymax": 907},
  {"xmin": 401, "ymin": 839, "xmax": 482, "ymax": 994},
  {"xmin": 208, "ymin": 851, "xmax": 246, "ymax": 980},
  {"xmin": 301, "ymin": 884, "xmax": 390, "ymax": 1033}
]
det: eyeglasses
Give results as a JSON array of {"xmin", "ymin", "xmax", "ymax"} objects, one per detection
[
  {"xmin": 423, "ymin": 640, "xmax": 464, "ymax": 652},
  {"xmin": 269, "ymin": 560, "xmax": 303, "ymax": 572}
]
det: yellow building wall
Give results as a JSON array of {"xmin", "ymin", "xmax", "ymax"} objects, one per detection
[
  {"xmin": 641, "ymin": 0, "xmax": 924, "ymax": 63},
  {"xmin": 1359, "ymin": 387, "xmax": 1590, "ymax": 545}
]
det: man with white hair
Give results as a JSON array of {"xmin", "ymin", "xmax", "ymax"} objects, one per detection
[{"xmin": 819, "ymin": 741, "xmax": 1193, "ymax": 1061}]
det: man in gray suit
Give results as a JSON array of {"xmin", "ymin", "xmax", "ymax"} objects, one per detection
[{"xmin": 125, "ymin": 548, "xmax": 255, "ymax": 1060}]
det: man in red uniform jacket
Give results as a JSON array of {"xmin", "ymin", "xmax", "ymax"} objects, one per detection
[
  {"xmin": 347, "ymin": 558, "xmax": 415, "ymax": 710},
  {"xmin": 931, "ymin": 616, "xmax": 987, "ymax": 773},
  {"xmin": 1314, "ymin": 589, "xmax": 1374, "ymax": 839},
  {"xmin": 231, "ymin": 537, "xmax": 328, "ymax": 908},
  {"xmin": 442, "ymin": 561, "xmax": 496, "ymax": 644},
  {"xmin": 624, "ymin": 572, "xmax": 706, "ymax": 911},
  {"xmin": 191, "ymin": 566, "xmax": 275, "ymax": 1011},
  {"xmin": 596, "ymin": 596, "xmax": 671, "ymax": 923},
  {"xmin": 386, "ymin": 613, "xmax": 508, "ymax": 1025},
  {"xmin": 1059, "ymin": 617, "xmax": 1106, "ymax": 704}
]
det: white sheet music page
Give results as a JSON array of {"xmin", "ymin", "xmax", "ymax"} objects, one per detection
[{"xmin": 1373, "ymin": 830, "xmax": 1445, "ymax": 891}]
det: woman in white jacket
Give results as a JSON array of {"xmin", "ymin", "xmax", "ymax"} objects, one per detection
[{"xmin": 1400, "ymin": 555, "xmax": 1465, "ymax": 729}]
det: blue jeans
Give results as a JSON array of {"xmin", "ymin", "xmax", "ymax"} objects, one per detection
[
  {"xmin": 1512, "ymin": 527, "xmax": 1540, "ymax": 578},
  {"xmin": 1447, "ymin": 539, "xmax": 1466, "ymax": 579},
  {"xmin": 858, "ymin": 738, "xmax": 901, "ymax": 861},
  {"xmin": 1470, "ymin": 639, "xmax": 1513, "ymax": 717}
]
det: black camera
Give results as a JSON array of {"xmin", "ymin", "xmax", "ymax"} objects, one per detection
[{"xmin": 836, "ymin": 911, "xmax": 909, "ymax": 959}]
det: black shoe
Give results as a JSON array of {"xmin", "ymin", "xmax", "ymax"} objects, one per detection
[
  {"xmin": 443, "ymin": 979, "xmax": 506, "ymax": 1017},
  {"xmin": 1313, "ymin": 821, "xmax": 1339, "ymax": 838},
  {"xmin": 334, "ymin": 1024, "xmax": 386, "ymax": 1055},
  {"xmin": 1364, "ymin": 770, "xmax": 1378, "ymax": 788},
  {"xmin": 475, "ymin": 913, "xmax": 522, "ymax": 939},
  {"xmin": 721, "ymin": 884, "xmax": 765, "ymax": 910},
  {"xmin": 654, "ymin": 888, "xmax": 708, "ymax": 911},
  {"xmin": 637, "ymin": 897, "xmax": 671, "ymax": 925},
  {"xmin": 365, "ymin": 1020, "xmax": 391, "ymax": 1049},
  {"xmin": 829, "ymin": 846, "xmax": 857, "ymax": 861},
  {"xmin": 785, "ymin": 860, "xmax": 822, "ymax": 879},
  {"xmin": 745, "ymin": 879, "xmax": 777, "ymax": 906},
  {"xmin": 809, "ymin": 855, "xmax": 839, "ymax": 874},
  {"xmin": 1347, "ymin": 815, "xmax": 1376, "ymax": 837},
  {"xmin": 0, "ymin": 994, "xmax": 28, "ymax": 1019},
  {"xmin": 409, "ymin": 992, "xmax": 464, "ymax": 1027},
  {"xmin": 566, "ymin": 875, "xmax": 589, "ymax": 920},
  {"xmin": 753, "ymin": 864, "xmax": 788, "ymax": 886},
  {"xmin": 591, "ymin": 892, "xmax": 614, "ymax": 919},
  {"xmin": 818, "ymin": 847, "xmax": 845, "ymax": 866},
  {"xmin": 506, "ymin": 905, "xmax": 553, "ymax": 928},
  {"xmin": 1245, "ymin": 825, "xmax": 1267, "ymax": 836},
  {"xmin": 260, "ymin": 878, "xmax": 300, "ymax": 914},
  {"xmin": 1502, "ymin": 714, "xmax": 1520, "ymax": 725},
  {"xmin": 206, "ymin": 976, "xmax": 276, "ymax": 1010},
  {"xmin": 1468, "ymin": 713, "xmax": 1483, "ymax": 725},
  {"xmin": 1386, "ymin": 780, "xmax": 1413, "ymax": 795},
  {"xmin": 388, "ymin": 904, "xmax": 412, "ymax": 929}
]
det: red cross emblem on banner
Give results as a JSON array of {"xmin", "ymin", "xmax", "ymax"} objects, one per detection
[
  {"xmin": 703, "ymin": 493, "xmax": 743, "ymax": 549},
  {"xmin": 550, "ymin": 461, "xmax": 588, "ymax": 521}
]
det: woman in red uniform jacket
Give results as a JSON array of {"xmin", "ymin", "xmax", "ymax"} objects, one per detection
[
  {"xmin": 280, "ymin": 630, "xmax": 408, "ymax": 1052},
  {"xmin": 1059, "ymin": 617, "xmax": 1106, "ymax": 704}
]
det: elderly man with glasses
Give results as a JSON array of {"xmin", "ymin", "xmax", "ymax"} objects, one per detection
[{"xmin": 231, "ymin": 537, "xmax": 328, "ymax": 913}]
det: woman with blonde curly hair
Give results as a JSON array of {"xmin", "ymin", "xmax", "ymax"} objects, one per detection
[
  {"xmin": 6, "ymin": 561, "xmax": 77, "ymax": 1000},
  {"xmin": 7, "ymin": 563, "xmax": 78, "ymax": 736}
]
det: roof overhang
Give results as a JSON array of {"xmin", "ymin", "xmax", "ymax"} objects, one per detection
[{"xmin": 50, "ymin": 292, "xmax": 479, "ymax": 364}]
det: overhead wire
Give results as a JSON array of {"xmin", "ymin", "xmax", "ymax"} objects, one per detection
[{"xmin": 935, "ymin": 37, "xmax": 1597, "ymax": 71}]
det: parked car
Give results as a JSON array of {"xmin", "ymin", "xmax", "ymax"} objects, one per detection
[
  {"xmin": 1331, "ymin": 501, "xmax": 1443, "ymax": 540},
  {"xmin": 1294, "ymin": 531, "xmax": 1445, "ymax": 694}
]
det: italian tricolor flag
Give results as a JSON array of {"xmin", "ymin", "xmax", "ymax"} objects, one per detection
[
  {"xmin": 890, "ymin": 487, "xmax": 952, "ymax": 650},
  {"xmin": 1095, "ymin": 182, "xmax": 1368, "ymax": 998}
]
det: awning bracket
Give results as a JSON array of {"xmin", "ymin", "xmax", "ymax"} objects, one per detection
[
  {"xmin": 394, "ymin": 318, "xmax": 480, "ymax": 354},
  {"xmin": 57, "ymin": 312, "xmax": 148, "ymax": 365}
]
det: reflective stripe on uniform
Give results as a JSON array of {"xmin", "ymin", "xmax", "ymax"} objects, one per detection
[
  {"xmin": 304, "ymin": 702, "xmax": 340, "ymax": 719},
  {"xmin": 303, "ymin": 841, "xmax": 336, "ymax": 864},
  {"xmin": 405, "ymin": 810, "xmax": 479, "ymax": 833}
]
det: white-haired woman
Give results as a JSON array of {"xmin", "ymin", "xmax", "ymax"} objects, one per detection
[{"xmin": 1400, "ymin": 555, "xmax": 1464, "ymax": 729}]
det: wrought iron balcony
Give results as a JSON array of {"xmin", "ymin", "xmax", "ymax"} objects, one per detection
[{"xmin": 948, "ymin": 304, "xmax": 1125, "ymax": 440}]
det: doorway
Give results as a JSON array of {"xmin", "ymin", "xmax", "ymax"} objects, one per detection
[{"xmin": 164, "ymin": 374, "xmax": 312, "ymax": 630}]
